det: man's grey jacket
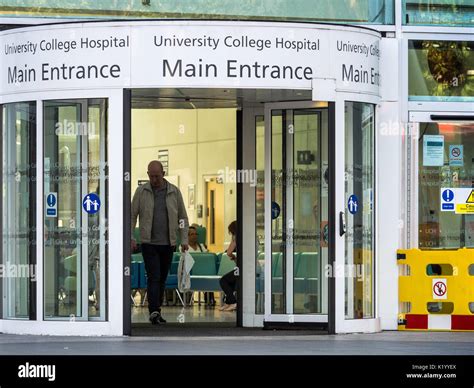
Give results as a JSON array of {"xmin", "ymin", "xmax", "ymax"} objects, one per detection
[{"xmin": 131, "ymin": 180, "xmax": 189, "ymax": 246}]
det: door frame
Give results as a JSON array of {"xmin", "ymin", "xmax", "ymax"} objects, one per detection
[
  {"xmin": 263, "ymin": 100, "xmax": 335, "ymax": 328},
  {"xmin": 334, "ymin": 92, "xmax": 380, "ymax": 334}
]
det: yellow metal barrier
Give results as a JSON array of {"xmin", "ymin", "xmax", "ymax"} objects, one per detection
[{"xmin": 397, "ymin": 248, "xmax": 474, "ymax": 331}]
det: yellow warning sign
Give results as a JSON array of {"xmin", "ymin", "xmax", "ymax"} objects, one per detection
[
  {"xmin": 456, "ymin": 203, "xmax": 474, "ymax": 214},
  {"xmin": 467, "ymin": 190, "xmax": 474, "ymax": 203}
]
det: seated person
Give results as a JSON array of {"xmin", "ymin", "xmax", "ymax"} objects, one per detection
[
  {"xmin": 184, "ymin": 225, "xmax": 207, "ymax": 253},
  {"xmin": 180, "ymin": 225, "xmax": 215, "ymax": 305},
  {"xmin": 219, "ymin": 221, "xmax": 238, "ymax": 312}
]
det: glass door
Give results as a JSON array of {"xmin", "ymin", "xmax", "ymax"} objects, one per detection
[
  {"xmin": 264, "ymin": 101, "xmax": 330, "ymax": 324},
  {"xmin": 43, "ymin": 99, "xmax": 108, "ymax": 321}
]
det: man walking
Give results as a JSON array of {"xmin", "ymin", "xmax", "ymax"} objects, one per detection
[{"xmin": 131, "ymin": 161, "xmax": 189, "ymax": 324}]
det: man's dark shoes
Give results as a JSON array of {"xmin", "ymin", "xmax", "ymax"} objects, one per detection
[
  {"xmin": 157, "ymin": 313, "xmax": 166, "ymax": 323},
  {"xmin": 149, "ymin": 311, "xmax": 159, "ymax": 325},
  {"xmin": 149, "ymin": 311, "xmax": 166, "ymax": 325}
]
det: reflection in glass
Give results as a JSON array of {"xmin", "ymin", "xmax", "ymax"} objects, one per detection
[
  {"xmin": 43, "ymin": 99, "xmax": 107, "ymax": 320},
  {"xmin": 270, "ymin": 107, "xmax": 328, "ymax": 315},
  {"xmin": 271, "ymin": 111, "xmax": 285, "ymax": 314},
  {"xmin": 292, "ymin": 110, "xmax": 328, "ymax": 314},
  {"xmin": 255, "ymin": 116, "xmax": 265, "ymax": 314},
  {"xmin": 344, "ymin": 102, "xmax": 375, "ymax": 319},
  {"xmin": 403, "ymin": 0, "xmax": 474, "ymax": 26},
  {"xmin": 408, "ymin": 40, "xmax": 474, "ymax": 102},
  {"xmin": 2, "ymin": 102, "xmax": 36, "ymax": 319},
  {"xmin": 0, "ymin": 0, "xmax": 394, "ymax": 24},
  {"xmin": 418, "ymin": 122, "xmax": 474, "ymax": 249}
]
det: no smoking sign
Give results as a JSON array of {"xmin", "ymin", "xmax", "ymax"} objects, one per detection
[{"xmin": 432, "ymin": 278, "xmax": 447, "ymax": 300}]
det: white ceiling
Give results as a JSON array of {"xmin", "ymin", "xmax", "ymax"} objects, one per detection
[{"xmin": 131, "ymin": 88, "xmax": 312, "ymax": 109}]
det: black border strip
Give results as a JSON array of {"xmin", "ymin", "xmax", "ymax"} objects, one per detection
[
  {"xmin": 263, "ymin": 321, "xmax": 328, "ymax": 330},
  {"xmin": 123, "ymin": 89, "xmax": 132, "ymax": 336},
  {"xmin": 328, "ymin": 102, "xmax": 336, "ymax": 335},
  {"xmin": 430, "ymin": 115, "xmax": 474, "ymax": 121},
  {"xmin": 236, "ymin": 109, "xmax": 243, "ymax": 328}
]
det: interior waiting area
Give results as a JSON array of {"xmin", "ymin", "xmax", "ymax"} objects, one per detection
[
  {"xmin": 130, "ymin": 90, "xmax": 240, "ymax": 328},
  {"xmin": 128, "ymin": 88, "xmax": 325, "ymax": 330}
]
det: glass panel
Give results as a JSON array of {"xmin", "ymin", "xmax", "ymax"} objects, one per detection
[
  {"xmin": 44, "ymin": 102, "xmax": 82, "ymax": 319},
  {"xmin": 0, "ymin": 0, "xmax": 394, "ymax": 24},
  {"xmin": 408, "ymin": 40, "xmax": 474, "ymax": 102},
  {"xmin": 418, "ymin": 122, "xmax": 474, "ymax": 248},
  {"xmin": 271, "ymin": 110, "xmax": 285, "ymax": 314},
  {"xmin": 269, "ymin": 106, "xmax": 328, "ymax": 316},
  {"xmin": 344, "ymin": 102, "xmax": 375, "ymax": 319},
  {"xmin": 2, "ymin": 102, "xmax": 36, "ymax": 319},
  {"xmin": 255, "ymin": 115, "xmax": 264, "ymax": 314},
  {"xmin": 44, "ymin": 99, "xmax": 107, "ymax": 320},
  {"xmin": 403, "ymin": 0, "xmax": 474, "ymax": 26},
  {"xmin": 292, "ymin": 109, "xmax": 328, "ymax": 314}
]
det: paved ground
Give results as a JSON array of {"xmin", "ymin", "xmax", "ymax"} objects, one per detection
[{"xmin": 1, "ymin": 329, "xmax": 473, "ymax": 355}]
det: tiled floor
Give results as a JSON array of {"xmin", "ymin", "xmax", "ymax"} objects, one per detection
[{"xmin": 131, "ymin": 289, "xmax": 236, "ymax": 325}]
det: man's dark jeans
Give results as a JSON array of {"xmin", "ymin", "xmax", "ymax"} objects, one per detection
[{"xmin": 141, "ymin": 244, "xmax": 174, "ymax": 314}]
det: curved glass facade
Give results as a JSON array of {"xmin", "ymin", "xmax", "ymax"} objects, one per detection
[{"xmin": 0, "ymin": 0, "xmax": 394, "ymax": 24}]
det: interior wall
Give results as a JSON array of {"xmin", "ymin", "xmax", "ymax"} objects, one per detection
[{"xmin": 131, "ymin": 108, "xmax": 237, "ymax": 250}]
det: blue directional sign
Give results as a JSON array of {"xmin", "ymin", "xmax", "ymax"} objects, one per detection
[
  {"xmin": 271, "ymin": 201, "xmax": 280, "ymax": 219},
  {"xmin": 347, "ymin": 194, "xmax": 359, "ymax": 215},
  {"xmin": 46, "ymin": 192, "xmax": 57, "ymax": 217},
  {"xmin": 82, "ymin": 193, "xmax": 101, "ymax": 214}
]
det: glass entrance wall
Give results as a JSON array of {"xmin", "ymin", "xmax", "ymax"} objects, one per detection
[
  {"xmin": 344, "ymin": 102, "xmax": 375, "ymax": 319},
  {"xmin": 418, "ymin": 122, "xmax": 474, "ymax": 248},
  {"xmin": 1, "ymin": 102, "xmax": 36, "ymax": 319},
  {"xmin": 43, "ymin": 99, "xmax": 108, "ymax": 321}
]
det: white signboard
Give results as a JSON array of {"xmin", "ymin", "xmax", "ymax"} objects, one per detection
[
  {"xmin": 1, "ymin": 26, "xmax": 131, "ymax": 93},
  {"xmin": 440, "ymin": 188, "xmax": 474, "ymax": 214},
  {"xmin": 0, "ymin": 22, "xmax": 380, "ymax": 95},
  {"xmin": 423, "ymin": 135, "xmax": 444, "ymax": 167}
]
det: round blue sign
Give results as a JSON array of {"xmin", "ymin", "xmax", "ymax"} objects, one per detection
[
  {"xmin": 271, "ymin": 202, "xmax": 280, "ymax": 220},
  {"xmin": 347, "ymin": 194, "xmax": 359, "ymax": 215},
  {"xmin": 47, "ymin": 193, "xmax": 56, "ymax": 207},
  {"xmin": 442, "ymin": 189, "xmax": 454, "ymax": 202},
  {"xmin": 83, "ymin": 193, "xmax": 101, "ymax": 214}
]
